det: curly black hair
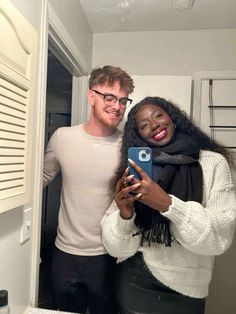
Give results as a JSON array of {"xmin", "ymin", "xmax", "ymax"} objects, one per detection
[{"xmin": 113, "ymin": 96, "xmax": 233, "ymax": 185}]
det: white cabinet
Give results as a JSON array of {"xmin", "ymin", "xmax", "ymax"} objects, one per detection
[{"xmin": 0, "ymin": 0, "xmax": 38, "ymax": 213}]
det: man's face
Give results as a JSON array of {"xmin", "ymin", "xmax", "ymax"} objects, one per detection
[{"xmin": 88, "ymin": 82, "xmax": 130, "ymax": 129}]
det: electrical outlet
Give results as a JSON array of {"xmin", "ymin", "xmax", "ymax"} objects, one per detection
[{"xmin": 20, "ymin": 208, "xmax": 32, "ymax": 244}]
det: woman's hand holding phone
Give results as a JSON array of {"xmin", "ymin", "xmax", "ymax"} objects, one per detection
[
  {"xmin": 114, "ymin": 160, "xmax": 153, "ymax": 219},
  {"xmin": 125, "ymin": 159, "xmax": 172, "ymax": 213},
  {"xmin": 114, "ymin": 168, "xmax": 142, "ymax": 219}
]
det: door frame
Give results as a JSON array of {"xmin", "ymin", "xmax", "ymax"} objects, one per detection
[{"xmin": 30, "ymin": 1, "xmax": 89, "ymax": 306}]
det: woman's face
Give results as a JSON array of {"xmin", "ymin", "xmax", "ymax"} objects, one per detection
[{"xmin": 136, "ymin": 103, "xmax": 175, "ymax": 147}]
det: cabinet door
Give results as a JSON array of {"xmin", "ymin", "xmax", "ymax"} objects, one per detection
[{"xmin": 0, "ymin": 0, "xmax": 37, "ymax": 213}]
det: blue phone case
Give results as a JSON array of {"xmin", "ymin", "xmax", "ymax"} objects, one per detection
[{"xmin": 128, "ymin": 147, "xmax": 152, "ymax": 180}]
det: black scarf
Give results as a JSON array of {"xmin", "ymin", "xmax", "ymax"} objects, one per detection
[{"xmin": 133, "ymin": 131, "xmax": 203, "ymax": 247}]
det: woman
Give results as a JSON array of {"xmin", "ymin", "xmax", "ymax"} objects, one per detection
[{"xmin": 101, "ymin": 96, "xmax": 236, "ymax": 314}]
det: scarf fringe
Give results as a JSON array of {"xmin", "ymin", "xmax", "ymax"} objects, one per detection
[{"xmin": 133, "ymin": 222, "xmax": 172, "ymax": 247}]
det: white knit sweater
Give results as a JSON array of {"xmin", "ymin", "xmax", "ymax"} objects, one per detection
[{"xmin": 101, "ymin": 150, "xmax": 236, "ymax": 298}]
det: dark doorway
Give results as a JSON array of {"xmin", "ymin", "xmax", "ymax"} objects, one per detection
[{"xmin": 38, "ymin": 49, "xmax": 72, "ymax": 309}]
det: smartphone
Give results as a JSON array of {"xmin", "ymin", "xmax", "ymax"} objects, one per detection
[{"xmin": 128, "ymin": 147, "xmax": 152, "ymax": 180}]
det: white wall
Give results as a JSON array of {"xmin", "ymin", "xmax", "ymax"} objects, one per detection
[
  {"xmin": 49, "ymin": 0, "xmax": 93, "ymax": 68},
  {"xmin": 0, "ymin": 1, "xmax": 92, "ymax": 313},
  {"xmin": 0, "ymin": 206, "xmax": 33, "ymax": 314},
  {"xmin": 93, "ymin": 29, "xmax": 236, "ymax": 76}
]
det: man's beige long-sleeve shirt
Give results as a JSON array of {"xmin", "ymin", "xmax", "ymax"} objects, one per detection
[{"xmin": 43, "ymin": 124, "xmax": 122, "ymax": 256}]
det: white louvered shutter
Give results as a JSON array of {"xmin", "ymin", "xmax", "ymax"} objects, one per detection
[{"xmin": 0, "ymin": 0, "xmax": 37, "ymax": 213}]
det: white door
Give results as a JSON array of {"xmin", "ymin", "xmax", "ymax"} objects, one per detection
[{"xmin": 0, "ymin": 0, "xmax": 38, "ymax": 213}]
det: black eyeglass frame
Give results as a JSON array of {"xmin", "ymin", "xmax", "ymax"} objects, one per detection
[{"xmin": 92, "ymin": 89, "xmax": 133, "ymax": 107}]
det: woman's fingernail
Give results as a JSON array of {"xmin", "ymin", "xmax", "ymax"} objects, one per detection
[
  {"xmin": 128, "ymin": 158, "xmax": 134, "ymax": 165},
  {"xmin": 136, "ymin": 193, "xmax": 142, "ymax": 199},
  {"xmin": 127, "ymin": 175, "xmax": 134, "ymax": 180},
  {"xmin": 133, "ymin": 183, "xmax": 141, "ymax": 188}
]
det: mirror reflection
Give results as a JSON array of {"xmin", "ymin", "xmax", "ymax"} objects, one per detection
[{"xmin": 0, "ymin": 1, "xmax": 236, "ymax": 314}]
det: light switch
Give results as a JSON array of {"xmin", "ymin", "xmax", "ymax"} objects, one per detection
[{"xmin": 20, "ymin": 208, "xmax": 32, "ymax": 244}]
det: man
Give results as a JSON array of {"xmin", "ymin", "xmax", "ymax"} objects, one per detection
[{"xmin": 43, "ymin": 65, "xmax": 134, "ymax": 314}]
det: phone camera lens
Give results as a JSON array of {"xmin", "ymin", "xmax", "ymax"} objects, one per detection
[{"xmin": 141, "ymin": 153, "xmax": 146, "ymax": 159}]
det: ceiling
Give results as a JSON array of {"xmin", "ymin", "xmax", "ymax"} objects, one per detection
[
  {"xmin": 47, "ymin": 0, "xmax": 236, "ymax": 96},
  {"xmin": 79, "ymin": 0, "xmax": 236, "ymax": 33}
]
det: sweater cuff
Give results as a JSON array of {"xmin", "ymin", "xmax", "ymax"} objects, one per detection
[
  {"xmin": 161, "ymin": 195, "xmax": 192, "ymax": 225},
  {"xmin": 114, "ymin": 210, "xmax": 137, "ymax": 235}
]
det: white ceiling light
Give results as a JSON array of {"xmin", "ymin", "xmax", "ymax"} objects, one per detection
[
  {"xmin": 171, "ymin": 0, "xmax": 195, "ymax": 10},
  {"xmin": 118, "ymin": 1, "xmax": 130, "ymax": 9}
]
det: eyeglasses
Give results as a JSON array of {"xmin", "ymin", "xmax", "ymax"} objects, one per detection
[{"xmin": 92, "ymin": 89, "xmax": 132, "ymax": 107}]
